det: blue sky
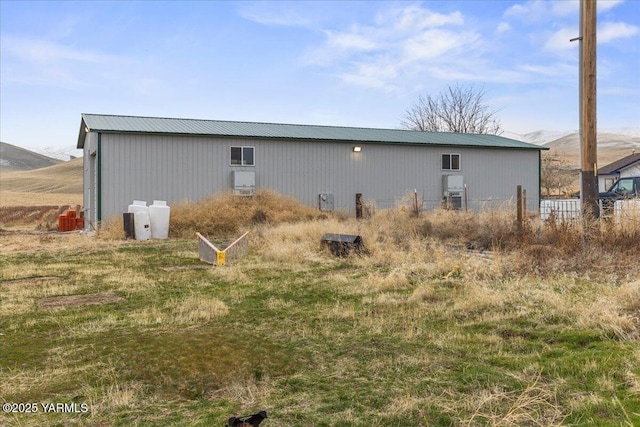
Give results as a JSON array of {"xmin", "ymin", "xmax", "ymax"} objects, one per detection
[{"xmin": 1, "ymin": 0, "xmax": 639, "ymax": 153}]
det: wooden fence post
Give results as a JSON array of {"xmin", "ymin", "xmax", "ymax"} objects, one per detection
[
  {"xmin": 356, "ymin": 193, "xmax": 363, "ymax": 219},
  {"xmin": 517, "ymin": 185, "xmax": 523, "ymax": 233}
]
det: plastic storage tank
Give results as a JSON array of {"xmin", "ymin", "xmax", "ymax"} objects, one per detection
[
  {"xmin": 128, "ymin": 200, "xmax": 151, "ymax": 241},
  {"xmin": 149, "ymin": 200, "xmax": 170, "ymax": 239},
  {"xmin": 128, "ymin": 200, "xmax": 148, "ymax": 214},
  {"xmin": 133, "ymin": 211, "xmax": 151, "ymax": 240}
]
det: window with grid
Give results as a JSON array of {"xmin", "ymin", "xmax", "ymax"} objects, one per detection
[
  {"xmin": 230, "ymin": 146, "xmax": 255, "ymax": 166},
  {"xmin": 441, "ymin": 154, "xmax": 460, "ymax": 171}
]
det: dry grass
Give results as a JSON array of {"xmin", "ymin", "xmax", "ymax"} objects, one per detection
[
  {"xmin": 2, "ymin": 189, "xmax": 640, "ymax": 426},
  {"xmin": 166, "ymin": 189, "xmax": 335, "ymax": 239},
  {"xmin": 465, "ymin": 371, "xmax": 566, "ymax": 426},
  {"xmin": 171, "ymin": 294, "xmax": 230, "ymax": 324}
]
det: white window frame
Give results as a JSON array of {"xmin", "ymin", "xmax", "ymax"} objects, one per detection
[
  {"xmin": 230, "ymin": 146, "xmax": 255, "ymax": 166},
  {"xmin": 441, "ymin": 153, "xmax": 461, "ymax": 171}
]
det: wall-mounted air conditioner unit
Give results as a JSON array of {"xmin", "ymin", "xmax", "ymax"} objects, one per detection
[
  {"xmin": 442, "ymin": 175, "xmax": 464, "ymax": 210},
  {"xmin": 232, "ymin": 171, "xmax": 255, "ymax": 196}
]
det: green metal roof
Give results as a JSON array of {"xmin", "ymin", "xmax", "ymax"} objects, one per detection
[{"xmin": 77, "ymin": 113, "xmax": 546, "ymax": 150}]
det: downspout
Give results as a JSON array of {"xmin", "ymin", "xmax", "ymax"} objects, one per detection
[{"xmin": 97, "ymin": 132, "xmax": 102, "ymax": 224}]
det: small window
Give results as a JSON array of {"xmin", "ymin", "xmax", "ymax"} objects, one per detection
[
  {"xmin": 442, "ymin": 154, "xmax": 460, "ymax": 171},
  {"xmin": 230, "ymin": 146, "xmax": 254, "ymax": 166},
  {"xmin": 604, "ymin": 178, "xmax": 615, "ymax": 191}
]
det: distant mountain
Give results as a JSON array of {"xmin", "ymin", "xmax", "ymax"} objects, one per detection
[
  {"xmin": 505, "ymin": 128, "xmax": 640, "ymax": 146},
  {"xmin": 536, "ymin": 130, "xmax": 639, "ymax": 168},
  {"xmin": 32, "ymin": 145, "xmax": 83, "ymax": 161},
  {"xmin": 502, "ymin": 129, "xmax": 575, "ymax": 146},
  {"xmin": 0, "ymin": 142, "xmax": 62, "ymax": 171}
]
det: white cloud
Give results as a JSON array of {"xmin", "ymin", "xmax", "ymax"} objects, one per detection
[
  {"xmin": 304, "ymin": 4, "xmax": 478, "ymax": 89},
  {"xmin": 544, "ymin": 27, "xmax": 580, "ymax": 52},
  {"xmin": 236, "ymin": 3, "xmax": 315, "ymax": 28},
  {"xmin": 496, "ymin": 22, "xmax": 511, "ymax": 34},
  {"xmin": 598, "ymin": 0, "xmax": 625, "ymax": 13},
  {"xmin": 376, "ymin": 5, "xmax": 464, "ymax": 31},
  {"xmin": 518, "ymin": 62, "xmax": 576, "ymax": 78},
  {"xmin": 1, "ymin": 36, "xmax": 130, "ymax": 89},
  {"xmin": 402, "ymin": 29, "xmax": 475, "ymax": 61},
  {"xmin": 340, "ymin": 60, "xmax": 400, "ymax": 90},
  {"xmin": 599, "ymin": 21, "xmax": 639, "ymax": 43},
  {"xmin": 504, "ymin": 0, "xmax": 624, "ymax": 23},
  {"xmin": 325, "ymin": 29, "xmax": 379, "ymax": 52},
  {"xmin": 542, "ymin": 21, "xmax": 638, "ymax": 53},
  {"xmin": 2, "ymin": 36, "xmax": 116, "ymax": 64},
  {"xmin": 504, "ymin": 1, "xmax": 560, "ymax": 22}
]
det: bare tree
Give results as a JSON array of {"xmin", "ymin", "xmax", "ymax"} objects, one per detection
[
  {"xmin": 541, "ymin": 154, "xmax": 577, "ymax": 198},
  {"xmin": 401, "ymin": 83, "xmax": 502, "ymax": 135}
]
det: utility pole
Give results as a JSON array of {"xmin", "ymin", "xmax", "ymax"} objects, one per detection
[{"xmin": 580, "ymin": 0, "xmax": 599, "ymax": 219}]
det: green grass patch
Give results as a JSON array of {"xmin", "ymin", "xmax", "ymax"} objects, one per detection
[{"xmin": 2, "ymin": 236, "xmax": 639, "ymax": 427}]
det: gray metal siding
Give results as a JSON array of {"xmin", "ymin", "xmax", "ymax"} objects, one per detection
[
  {"xmin": 81, "ymin": 132, "xmax": 98, "ymax": 227},
  {"xmin": 96, "ymin": 133, "xmax": 540, "ymax": 221}
]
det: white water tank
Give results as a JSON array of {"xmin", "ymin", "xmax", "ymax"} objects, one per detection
[
  {"xmin": 134, "ymin": 211, "xmax": 151, "ymax": 240},
  {"xmin": 128, "ymin": 200, "xmax": 148, "ymax": 214},
  {"xmin": 149, "ymin": 200, "xmax": 170, "ymax": 239}
]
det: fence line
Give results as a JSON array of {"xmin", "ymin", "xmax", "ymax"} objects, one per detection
[
  {"xmin": 540, "ymin": 198, "xmax": 640, "ymax": 225},
  {"xmin": 353, "ymin": 195, "xmax": 640, "ymax": 227},
  {"xmin": 540, "ymin": 199, "xmax": 581, "ymax": 223}
]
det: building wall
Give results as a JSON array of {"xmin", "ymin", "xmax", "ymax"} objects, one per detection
[
  {"xmin": 621, "ymin": 164, "xmax": 640, "ymax": 179},
  {"xmin": 88, "ymin": 132, "xmax": 541, "ymax": 222}
]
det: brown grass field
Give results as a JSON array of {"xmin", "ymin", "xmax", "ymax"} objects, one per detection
[{"xmin": 0, "ymin": 158, "xmax": 83, "ymax": 230}]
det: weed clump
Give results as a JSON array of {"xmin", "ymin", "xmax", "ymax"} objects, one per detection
[{"xmin": 169, "ymin": 189, "xmax": 333, "ymax": 238}]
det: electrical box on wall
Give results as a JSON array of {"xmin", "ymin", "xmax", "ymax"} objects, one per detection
[
  {"xmin": 232, "ymin": 171, "xmax": 255, "ymax": 196},
  {"xmin": 319, "ymin": 193, "xmax": 334, "ymax": 211}
]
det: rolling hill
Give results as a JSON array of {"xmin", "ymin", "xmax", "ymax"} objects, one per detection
[
  {"xmin": 0, "ymin": 156, "xmax": 83, "ymax": 209},
  {"xmin": 0, "ymin": 141, "xmax": 61, "ymax": 171},
  {"xmin": 1, "ymin": 157, "xmax": 83, "ymax": 195}
]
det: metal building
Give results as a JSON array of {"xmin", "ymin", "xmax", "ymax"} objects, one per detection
[{"xmin": 77, "ymin": 113, "xmax": 546, "ymax": 226}]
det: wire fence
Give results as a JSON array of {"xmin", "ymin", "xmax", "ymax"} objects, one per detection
[
  {"xmin": 370, "ymin": 196, "xmax": 523, "ymax": 213},
  {"xmin": 540, "ymin": 198, "xmax": 640, "ymax": 225},
  {"xmin": 372, "ymin": 194, "xmax": 640, "ymax": 227}
]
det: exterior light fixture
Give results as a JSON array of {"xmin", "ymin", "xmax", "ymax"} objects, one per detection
[{"xmin": 353, "ymin": 146, "xmax": 362, "ymax": 152}]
